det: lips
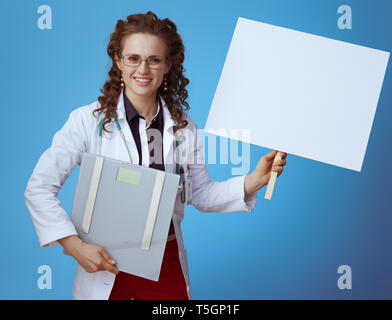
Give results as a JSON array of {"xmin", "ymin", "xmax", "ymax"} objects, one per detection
[
  {"xmin": 133, "ymin": 77, "xmax": 152, "ymax": 81},
  {"xmin": 133, "ymin": 76, "xmax": 152, "ymax": 86}
]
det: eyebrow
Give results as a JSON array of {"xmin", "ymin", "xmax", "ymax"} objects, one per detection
[{"xmin": 125, "ymin": 53, "xmax": 163, "ymax": 58}]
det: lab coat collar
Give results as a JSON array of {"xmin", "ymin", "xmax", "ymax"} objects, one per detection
[
  {"xmin": 116, "ymin": 88, "xmax": 176, "ymax": 135},
  {"xmin": 114, "ymin": 88, "xmax": 179, "ymax": 170}
]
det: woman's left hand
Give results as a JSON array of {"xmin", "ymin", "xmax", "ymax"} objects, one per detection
[{"xmin": 244, "ymin": 150, "xmax": 287, "ymax": 197}]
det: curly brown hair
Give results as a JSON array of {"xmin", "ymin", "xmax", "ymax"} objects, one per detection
[{"xmin": 93, "ymin": 11, "xmax": 190, "ymax": 133}]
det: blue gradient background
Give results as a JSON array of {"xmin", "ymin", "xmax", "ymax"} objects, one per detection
[{"xmin": 0, "ymin": 0, "xmax": 390, "ymax": 299}]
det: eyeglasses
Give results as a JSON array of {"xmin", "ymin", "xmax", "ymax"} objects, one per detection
[{"xmin": 119, "ymin": 53, "xmax": 167, "ymax": 69}]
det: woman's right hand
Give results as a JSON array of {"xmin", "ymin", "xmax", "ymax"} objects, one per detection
[{"xmin": 58, "ymin": 235, "xmax": 119, "ymax": 275}]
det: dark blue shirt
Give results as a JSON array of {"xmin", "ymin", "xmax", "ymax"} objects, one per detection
[{"xmin": 123, "ymin": 93, "xmax": 165, "ymax": 171}]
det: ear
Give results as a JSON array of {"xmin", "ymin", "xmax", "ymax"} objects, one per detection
[{"xmin": 115, "ymin": 53, "xmax": 122, "ymax": 71}]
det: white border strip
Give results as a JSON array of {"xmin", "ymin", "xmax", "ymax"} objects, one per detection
[
  {"xmin": 82, "ymin": 156, "xmax": 104, "ymax": 233},
  {"xmin": 141, "ymin": 170, "xmax": 165, "ymax": 250}
]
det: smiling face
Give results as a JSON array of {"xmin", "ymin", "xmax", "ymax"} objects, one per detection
[{"xmin": 116, "ymin": 32, "xmax": 172, "ymax": 101}]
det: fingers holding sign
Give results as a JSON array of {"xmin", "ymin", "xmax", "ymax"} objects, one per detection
[
  {"xmin": 264, "ymin": 150, "xmax": 287, "ymax": 200},
  {"xmin": 244, "ymin": 150, "xmax": 288, "ymax": 199},
  {"xmin": 271, "ymin": 151, "xmax": 287, "ymax": 177}
]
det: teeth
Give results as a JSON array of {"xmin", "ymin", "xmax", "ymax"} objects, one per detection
[{"xmin": 135, "ymin": 78, "xmax": 151, "ymax": 83}]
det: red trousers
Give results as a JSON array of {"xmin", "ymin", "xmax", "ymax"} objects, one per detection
[{"xmin": 109, "ymin": 235, "xmax": 189, "ymax": 300}]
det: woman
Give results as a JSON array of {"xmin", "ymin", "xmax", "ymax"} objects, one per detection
[{"xmin": 24, "ymin": 11, "xmax": 287, "ymax": 300}]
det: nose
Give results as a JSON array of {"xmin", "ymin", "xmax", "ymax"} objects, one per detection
[{"xmin": 137, "ymin": 59, "xmax": 150, "ymax": 74}]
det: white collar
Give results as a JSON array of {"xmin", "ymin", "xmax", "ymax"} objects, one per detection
[{"xmin": 116, "ymin": 88, "xmax": 176, "ymax": 134}]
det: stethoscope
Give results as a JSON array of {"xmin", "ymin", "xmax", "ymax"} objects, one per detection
[{"xmin": 97, "ymin": 111, "xmax": 191, "ymax": 204}]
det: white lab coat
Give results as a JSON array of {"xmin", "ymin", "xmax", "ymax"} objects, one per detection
[{"xmin": 24, "ymin": 88, "xmax": 258, "ymax": 300}]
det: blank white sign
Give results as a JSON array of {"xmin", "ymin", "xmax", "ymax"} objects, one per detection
[{"xmin": 204, "ymin": 17, "xmax": 390, "ymax": 172}]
